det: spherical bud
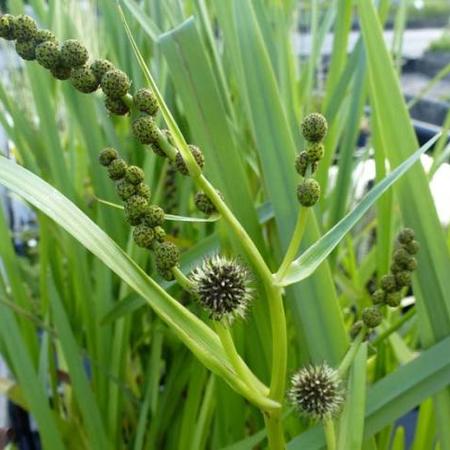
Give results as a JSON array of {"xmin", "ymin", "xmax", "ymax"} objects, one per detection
[
  {"xmin": 390, "ymin": 262, "xmax": 403, "ymax": 274},
  {"xmin": 397, "ymin": 228, "xmax": 415, "ymax": 245},
  {"xmin": 105, "ymin": 96, "xmax": 129, "ymax": 116},
  {"xmin": 124, "ymin": 195, "xmax": 148, "ymax": 222},
  {"xmin": 151, "ymin": 129, "xmax": 174, "ymax": 157},
  {"xmin": 0, "ymin": 14, "xmax": 17, "ymax": 40},
  {"xmin": 133, "ymin": 223, "xmax": 155, "ymax": 248},
  {"xmin": 194, "ymin": 191, "xmax": 217, "ymax": 215},
  {"xmin": 175, "ymin": 145, "xmax": 205, "ymax": 176},
  {"xmin": 90, "ymin": 59, "xmax": 115, "ymax": 83},
  {"xmin": 51, "ymin": 63, "xmax": 72, "ymax": 80},
  {"xmin": 115, "ymin": 179, "xmax": 136, "ymax": 200},
  {"xmin": 107, "ymin": 158, "xmax": 127, "ymax": 180},
  {"xmin": 34, "ymin": 29, "xmax": 56, "ymax": 45},
  {"xmin": 297, "ymin": 179, "xmax": 321, "ymax": 207},
  {"xmin": 406, "ymin": 257, "xmax": 417, "ymax": 272},
  {"xmin": 158, "ymin": 267, "xmax": 175, "ymax": 281},
  {"xmin": 15, "ymin": 40, "xmax": 36, "ymax": 60},
  {"xmin": 295, "ymin": 151, "xmax": 308, "ymax": 177},
  {"xmin": 101, "ymin": 69, "xmax": 130, "ymax": 99},
  {"xmin": 362, "ymin": 306, "xmax": 382, "ymax": 328},
  {"xmin": 132, "ymin": 115, "xmax": 159, "ymax": 145},
  {"xmin": 306, "ymin": 142, "xmax": 325, "ymax": 162},
  {"xmin": 35, "ymin": 41, "xmax": 61, "ymax": 70},
  {"xmin": 301, "ymin": 113, "xmax": 328, "ymax": 142},
  {"xmin": 289, "ymin": 363, "xmax": 343, "ymax": 421},
  {"xmin": 14, "ymin": 15, "xmax": 37, "ymax": 41},
  {"xmin": 190, "ymin": 256, "xmax": 252, "ymax": 322},
  {"xmin": 143, "ymin": 204, "xmax": 165, "ymax": 227},
  {"xmin": 60, "ymin": 39, "xmax": 88, "ymax": 68},
  {"xmin": 154, "ymin": 241, "xmax": 180, "ymax": 271},
  {"xmin": 125, "ymin": 166, "xmax": 144, "ymax": 185},
  {"xmin": 393, "ymin": 247, "xmax": 412, "ymax": 269},
  {"xmin": 372, "ymin": 288, "xmax": 386, "ymax": 305},
  {"xmin": 70, "ymin": 66, "xmax": 99, "ymax": 93},
  {"xmin": 135, "ymin": 183, "xmax": 151, "ymax": 200},
  {"xmin": 385, "ymin": 291, "xmax": 402, "ymax": 308},
  {"xmin": 404, "ymin": 240, "xmax": 419, "ymax": 255},
  {"xmin": 395, "ymin": 271, "xmax": 412, "ymax": 288},
  {"xmin": 134, "ymin": 88, "xmax": 158, "ymax": 115},
  {"xmin": 380, "ymin": 274, "xmax": 397, "ymax": 293},
  {"xmin": 98, "ymin": 147, "xmax": 118, "ymax": 166},
  {"xmin": 153, "ymin": 226, "xmax": 166, "ymax": 242}
]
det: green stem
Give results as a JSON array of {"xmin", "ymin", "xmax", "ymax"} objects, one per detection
[
  {"xmin": 274, "ymin": 207, "xmax": 310, "ymax": 281},
  {"xmin": 264, "ymin": 411, "xmax": 286, "ymax": 450},
  {"xmin": 171, "ymin": 266, "xmax": 194, "ymax": 292},
  {"xmin": 372, "ymin": 307, "xmax": 416, "ymax": 346},
  {"xmin": 323, "ymin": 418, "xmax": 336, "ymax": 450},
  {"xmin": 337, "ymin": 329, "xmax": 365, "ymax": 378}
]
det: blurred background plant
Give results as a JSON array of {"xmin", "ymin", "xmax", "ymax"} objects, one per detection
[{"xmin": 0, "ymin": 1, "xmax": 449, "ymax": 450}]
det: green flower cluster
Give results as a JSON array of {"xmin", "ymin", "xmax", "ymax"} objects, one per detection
[
  {"xmin": 359, "ymin": 228, "xmax": 419, "ymax": 330},
  {"xmin": 99, "ymin": 147, "xmax": 179, "ymax": 280},
  {"xmin": 295, "ymin": 113, "xmax": 327, "ymax": 207}
]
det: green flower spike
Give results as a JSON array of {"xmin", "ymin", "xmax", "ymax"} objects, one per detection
[
  {"xmin": 60, "ymin": 39, "xmax": 88, "ymax": 68},
  {"xmin": 295, "ymin": 151, "xmax": 308, "ymax": 177},
  {"xmin": 51, "ymin": 63, "xmax": 72, "ymax": 80},
  {"xmin": 35, "ymin": 41, "xmax": 61, "ymax": 70},
  {"xmin": 397, "ymin": 227, "xmax": 415, "ymax": 245},
  {"xmin": 372, "ymin": 288, "xmax": 386, "ymax": 305},
  {"xmin": 104, "ymin": 97, "xmax": 129, "ymax": 116},
  {"xmin": 107, "ymin": 159, "xmax": 127, "ymax": 180},
  {"xmin": 404, "ymin": 240, "xmax": 419, "ymax": 255},
  {"xmin": 395, "ymin": 271, "xmax": 412, "ymax": 288},
  {"xmin": 362, "ymin": 306, "xmax": 382, "ymax": 328},
  {"xmin": 15, "ymin": 40, "xmax": 36, "ymax": 60},
  {"xmin": 133, "ymin": 223, "xmax": 155, "ymax": 248},
  {"xmin": 144, "ymin": 205, "xmax": 165, "ymax": 227},
  {"xmin": 124, "ymin": 195, "xmax": 148, "ymax": 223},
  {"xmin": 125, "ymin": 166, "xmax": 145, "ymax": 185},
  {"xmin": 153, "ymin": 226, "xmax": 166, "ymax": 242},
  {"xmin": 134, "ymin": 88, "xmax": 159, "ymax": 115},
  {"xmin": 0, "ymin": 14, "xmax": 17, "ymax": 40},
  {"xmin": 194, "ymin": 191, "xmax": 218, "ymax": 216},
  {"xmin": 34, "ymin": 29, "xmax": 56, "ymax": 45},
  {"xmin": 101, "ymin": 69, "xmax": 130, "ymax": 99},
  {"xmin": 154, "ymin": 241, "xmax": 180, "ymax": 271},
  {"xmin": 297, "ymin": 178, "xmax": 320, "ymax": 207},
  {"xmin": 380, "ymin": 274, "xmax": 397, "ymax": 293},
  {"xmin": 132, "ymin": 115, "xmax": 159, "ymax": 145},
  {"xmin": 70, "ymin": 66, "xmax": 99, "ymax": 93},
  {"xmin": 393, "ymin": 247, "xmax": 413, "ymax": 269},
  {"xmin": 136, "ymin": 183, "xmax": 151, "ymax": 200},
  {"xmin": 116, "ymin": 180, "xmax": 136, "ymax": 201},
  {"xmin": 98, "ymin": 147, "xmax": 118, "ymax": 166},
  {"xmin": 385, "ymin": 291, "xmax": 402, "ymax": 308},
  {"xmin": 14, "ymin": 14, "xmax": 37, "ymax": 41},
  {"xmin": 90, "ymin": 59, "xmax": 115, "ymax": 84},
  {"xmin": 175, "ymin": 145, "xmax": 205, "ymax": 176},
  {"xmin": 301, "ymin": 113, "xmax": 328, "ymax": 143},
  {"xmin": 306, "ymin": 142, "xmax": 325, "ymax": 162}
]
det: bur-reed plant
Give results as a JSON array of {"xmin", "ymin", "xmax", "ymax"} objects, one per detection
[{"xmin": 0, "ymin": 1, "xmax": 449, "ymax": 450}]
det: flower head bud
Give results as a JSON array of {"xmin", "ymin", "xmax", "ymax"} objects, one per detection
[
  {"xmin": 124, "ymin": 195, "xmax": 148, "ymax": 223},
  {"xmin": 301, "ymin": 113, "xmax": 328, "ymax": 143},
  {"xmin": 136, "ymin": 183, "xmax": 151, "ymax": 200},
  {"xmin": 406, "ymin": 257, "xmax": 417, "ymax": 271},
  {"xmin": 194, "ymin": 191, "xmax": 219, "ymax": 215},
  {"xmin": 404, "ymin": 240, "xmax": 419, "ymax": 255},
  {"xmin": 395, "ymin": 271, "xmax": 412, "ymax": 288},
  {"xmin": 60, "ymin": 39, "xmax": 88, "ymax": 68},
  {"xmin": 153, "ymin": 226, "xmax": 166, "ymax": 242},
  {"xmin": 134, "ymin": 88, "xmax": 158, "ymax": 115},
  {"xmin": 116, "ymin": 179, "xmax": 136, "ymax": 200},
  {"xmin": 35, "ymin": 41, "xmax": 60, "ymax": 69},
  {"xmin": 101, "ymin": 69, "xmax": 130, "ymax": 99},
  {"xmin": 398, "ymin": 227, "xmax": 415, "ymax": 245},
  {"xmin": 70, "ymin": 66, "xmax": 99, "ymax": 93},
  {"xmin": 125, "ymin": 166, "xmax": 144, "ymax": 185},
  {"xmin": 34, "ymin": 29, "xmax": 56, "ymax": 45},
  {"xmin": 350, "ymin": 320, "xmax": 364, "ymax": 339},
  {"xmin": 151, "ymin": 129, "xmax": 173, "ymax": 157},
  {"xmin": 98, "ymin": 147, "xmax": 118, "ymax": 166},
  {"xmin": 362, "ymin": 306, "xmax": 382, "ymax": 328},
  {"xmin": 105, "ymin": 96, "xmax": 129, "ymax": 116},
  {"xmin": 51, "ymin": 63, "xmax": 72, "ymax": 80},
  {"xmin": 133, "ymin": 223, "xmax": 155, "ymax": 248},
  {"xmin": 289, "ymin": 363, "xmax": 343, "ymax": 421},
  {"xmin": 158, "ymin": 267, "xmax": 175, "ymax": 281},
  {"xmin": 154, "ymin": 241, "xmax": 180, "ymax": 271},
  {"xmin": 15, "ymin": 40, "xmax": 36, "ymax": 60},
  {"xmin": 385, "ymin": 291, "xmax": 402, "ymax": 308},
  {"xmin": 380, "ymin": 274, "xmax": 397, "ymax": 293},
  {"xmin": 0, "ymin": 14, "xmax": 17, "ymax": 40},
  {"xmin": 297, "ymin": 179, "xmax": 320, "ymax": 207},
  {"xmin": 372, "ymin": 288, "xmax": 386, "ymax": 305},
  {"xmin": 190, "ymin": 256, "xmax": 252, "ymax": 322},
  {"xmin": 14, "ymin": 15, "xmax": 37, "ymax": 41},
  {"xmin": 107, "ymin": 158, "xmax": 127, "ymax": 180},
  {"xmin": 175, "ymin": 145, "xmax": 205, "ymax": 176},
  {"xmin": 306, "ymin": 142, "xmax": 325, "ymax": 162},
  {"xmin": 132, "ymin": 115, "xmax": 159, "ymax": 145},
  {"xmin": 90, "ymin": 59, "xmax": 114, "ymax": 83},
  {"xmin": 144, "ymin": 205, "xmax": 165, "ymax": 227},
  {"xmin": 393, "ymin": 248, "xmax": 412, "ymax": 269},
  {"xmin": 295, "ymin": 151, "xmax": 308, "ymax": 177}
]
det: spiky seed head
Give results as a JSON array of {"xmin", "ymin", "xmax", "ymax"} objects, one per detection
[
  {"xmin": 398, "ymin": 227, "xmax": 415, "ymax": 245},
  {"xmin": 372, "ymin": 288, "xmax": 386, "ymax": 305},
  {"xmin": 190, "ymin": 256, "xmax": 252, "ymax": 322},
  {"xmin": 133, "ymin": 224, "xmax": 155, "ymax": 248},
  {"xmin": 194, "ymin": 191, "xmax": 218, "ymax": 215},
  {"xmin": 51, "ymin": 63, "xmax": 72, "ymax": 80},
  {"xmin": 134, "ymin": 88, "xmax": 158, "ymax": 115},
  {"xmin": 115, "ymin": 179, "xmax": 137, "ymax": 201},
  {"xmin": 289, "ymin": 363, "xmax": 343, "ymax": 421},
  {"xmin": 175, "ymin": 145, "xmax": 205, "ymax": 176},
  {"xmin": 70, "ymin": 66, "xmax": 99, "ymax": 93},
  {"xmin": 301, "ymin": 113, "xmax": 328, "ymax": 143},
  {"xmin": 406, "ymin": 257, "xmax": 417, "ymax": 272},
  {"xmin": 15, "ymin": 40, "xmax": 36, "ymax": 60},
  {"xmin": 99, "ymin": 147, "xmax": 118, "ymax": 166},
  {"xmin": 154, "ymin": 241, "xmax": 180, "ymax": 271},
  {"xmin": 132, "ymin": 115, "xmax": 159, "ymax": 145},
  {"xmin": 362, "ymin": 306, "xmax": 382, "ymax": 328},
  {"xmin": 295, "ymin": 151, "xmax": 308, "ymax": 177},
  {"xmin": 297, "ymin": 179, "xmax": 321, "ymax": 207},
  {"xmin": 14, "ymin": 15, "xmax": 37, "ymax": 41},
  {"xmin": 395, "ymin": 271, "xmax": 412, "ymax": 288},
  {"xmin": 124, "ymin": 195, "xmax": 148, "ymax": 223},
  {"xmin": 0, "ymin": 14, "xmax": 17, "ymax": 40},
  {"xmin": 404, "ymin": 240, "xmax": 419, "ymax": 255},
  {"xmin": 34, "ymin": 29, "xmax": 56, "ymax": 45},
  {"xmin": 90, "ymin": 59, "xmax": 115, "ymax": 83},
  {"xmin": 107, "ymin": 158, "xmax": 127, "ymax": 180},
  {"xmin": 60, "ymin": 39, "xmax": 88, "ymax": 68},
  {"xmin": 306, "ymin": 142, "xmax": 325, "ymax": 162},
  {"xmin": 101, "ymin": 69, "xmax": 130, "ymax": 99},
  {"xmin": 144, "ymin": 205, "xmax": 165, "ymax": 227},
  {"xmin": 105, "ymin": 96, "xmax": 129, "ymax": 116},
  {"xmin": 380, "ymin": 274, "xmax": 397, "ymax": 293},
  {"xmin": 125, "ymin": 166, "xmax": 145, "ymax": 185},
  {"xmin": 153, "ymin": 226, "xmax": 166, "ymax": 242},
  {"xmin": 393, "ymin": 247, "xmax": 412, "ymax": 269},
  {"xmin": 135, "ymin": 183, "xmax": 151, "ymax": 200},
  {"xmin": 385, "ymin": 291, "xmax": 402, "ymax": 308},
  {"xmin": 35, "ymin": 41, "xmax": 60, "ymax": 69}
]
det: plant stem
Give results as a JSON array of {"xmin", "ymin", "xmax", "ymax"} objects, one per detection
[
  {"xmin": 264, "ymin": 411, "xmax": 286, "ymax": 450},
  {"xmin": 172, "ymin": 266, "xmax": 194, "ymax": 292},
  {"xmin": 323, "ymin": 418, "xmax": 336, "ymax": 450},
  {"xmin": 337, "ymin": 329, "xmax": 365, "ymax": 378},
  {"xmin": 274, "ymin": 207, "xmax": 310, "ymax": 281}
]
